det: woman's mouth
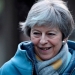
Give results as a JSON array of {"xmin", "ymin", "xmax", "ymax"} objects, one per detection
[
  {"xmin": 39, "ymin": 47, "xmax": 51, "ymax": 51},
  {"xmin": 37, "ymin": 47, "xmax": 52, "ymax": 55}
]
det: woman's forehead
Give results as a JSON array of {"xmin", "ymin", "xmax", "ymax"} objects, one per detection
[{"xmin": 31, "ymin": 25, "xmax": 60, "ymax": 31}]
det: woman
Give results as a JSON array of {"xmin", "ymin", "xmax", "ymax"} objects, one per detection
[{"xmin": 0, "ymin": 0, "xmax": 75, "ymax": 75}]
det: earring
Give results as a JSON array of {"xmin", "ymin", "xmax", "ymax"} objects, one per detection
[{"xmin": 62, "ymin": 41, "xmax": 65, "ymax": 45}]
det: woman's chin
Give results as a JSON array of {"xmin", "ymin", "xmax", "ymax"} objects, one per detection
[{"xmin": 40, "ymin": 55, "xmax": 53, "ymax": 61}]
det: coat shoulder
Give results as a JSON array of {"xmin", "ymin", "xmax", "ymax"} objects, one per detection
[{"xmin": 0, "ymin": 59, "xmax": 20, "ymax": 75}]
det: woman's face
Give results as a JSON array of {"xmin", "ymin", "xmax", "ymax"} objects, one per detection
[{"xmin": 30, "ymin": 25, "xmax": 65, "ymax": 60}]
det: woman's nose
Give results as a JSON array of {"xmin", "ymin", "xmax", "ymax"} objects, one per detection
[{"xmin": 40, "ymin": 34, "xmax": 48, "ymax": 45}]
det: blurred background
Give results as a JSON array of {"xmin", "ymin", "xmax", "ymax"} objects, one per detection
[{"xmin": 0, "ymin": 0, "xmax": 75, "ymax": 67}]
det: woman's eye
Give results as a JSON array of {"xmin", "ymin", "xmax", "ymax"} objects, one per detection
[
  {"xmin": 48, "ymin": 33, "xmax": 55, "ymax": 35},
  {"xmin": 33, "ymin": 32, "xmax": 41, "ymax": 35}
]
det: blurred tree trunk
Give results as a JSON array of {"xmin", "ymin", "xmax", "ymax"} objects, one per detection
[{"xmin": 0, "ymin": 0, "xmax": 19, "ymax": 67}]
